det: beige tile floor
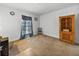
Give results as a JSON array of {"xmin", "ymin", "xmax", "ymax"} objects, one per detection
[{"xmin": 9, "ymin": 35, "xmax": 79, "ymax": 56}]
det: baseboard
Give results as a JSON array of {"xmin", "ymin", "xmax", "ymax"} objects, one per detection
[{"xmin": 42, "ymin": 34, "xmax": 59, "ymax": 40}]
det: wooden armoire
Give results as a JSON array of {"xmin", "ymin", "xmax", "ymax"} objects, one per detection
[{"xmin": 59, "ymin": 15, "xmax": 75, "ymax": 44}]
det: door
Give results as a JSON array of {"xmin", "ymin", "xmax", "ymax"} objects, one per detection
[
  {"xmin": 59, "ymin": 15, "xmax": 75, "ymax": 44},
  {"xmin": 20, "ymin": 15, "xmax": 33, "ymax": 39}
]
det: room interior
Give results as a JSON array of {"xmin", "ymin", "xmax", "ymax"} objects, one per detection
[{"xmin": 0, "ymin": 3, "xmax": 79, "ymax": 56}]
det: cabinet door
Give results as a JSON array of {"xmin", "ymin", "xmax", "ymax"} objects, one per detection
[
  {"xmin": 59, "ymin": 15, "xmax": 74, "ymax": 44},
  {"xmin": 0, "ymin": 43, "xmax": 1, "ymax": 56},
  {"xmin": 1, "ymin": 40, "xmax": 9, "ymax": 56}
]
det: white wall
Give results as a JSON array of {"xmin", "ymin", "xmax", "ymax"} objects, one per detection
[
  {"xmin": 0, "ymin": 5, "xmax": 39, "ymax": 41},
  {"xmin": 40, "ymin": 5, "xmax": 79, "ymax": 38},
  {"xmin": 74, "ymin": 5, "xmax": 79, "ymax": 43}
]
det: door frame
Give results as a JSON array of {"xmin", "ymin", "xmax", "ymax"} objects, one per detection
[{"xmin": 20, "ymin": 15, "xmax": 33, "ymax": 39}]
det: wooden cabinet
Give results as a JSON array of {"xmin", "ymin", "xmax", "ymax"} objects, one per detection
[
  {"xmin": 59, "ymin": 15, "xmax": 75, "ymax": 44},
  {"xmin": 0, "ymin": 38, "xmax": 9, "ymax": 56}
]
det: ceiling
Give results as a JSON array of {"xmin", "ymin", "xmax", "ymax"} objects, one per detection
[{"xmin": 0, "ymin": 3, "xmax": 79, "ymax": 15}]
